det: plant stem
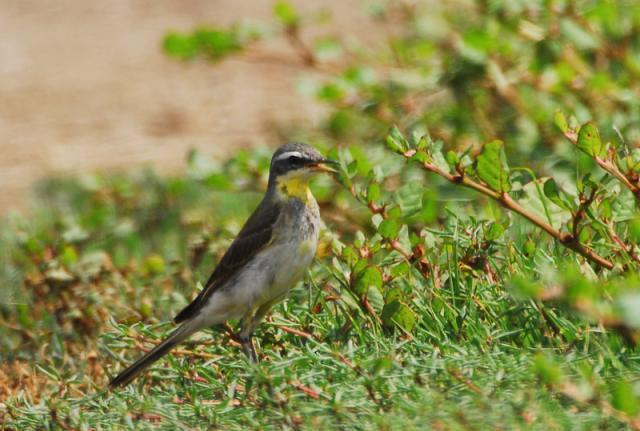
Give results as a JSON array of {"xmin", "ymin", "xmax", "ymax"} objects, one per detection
[
  {"xmin": 563, "ymin": 130, "xmax": 640, "ymax": 201},
  {"xmin": 405, "ymin": 151, "xmax": 615, "ymax": 270},
  {"xmin": 285, "ymin": 24, "xmax": 316, "ymax": 66},
  {"xmin": 607, "ymin": 224, "xmax": 640, "ymax": 265}
]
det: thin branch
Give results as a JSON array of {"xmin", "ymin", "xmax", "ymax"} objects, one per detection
[
  {"xmin": 563, "ymin": 130, "xmax": 640, "ymax": 201},
  {"xmin": 607, "ymin": 224, "xmax": 640, "ymax": 265},
  {"xmin": 446, "ymin": 366, "xmax": 484, "ymax": 395},
  {"xmin": 284, "ymin": 24, "xmax": 316, "ymax": 66},
  {"xmin": 278, "ymin": 325, "xmax": 317, "ymax": 341},
  {"xmin": 572, "ymin": 187, "xmax": 597, "ymax": 240},
  {"xmin": 404, "ymin": 150, "xmax": 614, "ymax": 270},
  {"xmin": 344, "ymin": 181, "xmax": 429, "ymax": 273}
]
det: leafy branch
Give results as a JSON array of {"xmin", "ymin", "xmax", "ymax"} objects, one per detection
[
  {"xmin": 555, "ymin": 112, "xmax": 640, "ymax": 202},
  {"xmin": 511, "ymin": 270, "xmax": 640, "ymax": 347},
  {"xmin": 387, "ymin": 128, "xmax": 618, "ymax": 270}
]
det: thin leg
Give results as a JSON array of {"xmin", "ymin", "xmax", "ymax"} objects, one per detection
[
  {"xmin": 249, "ymin": 294, "xmax": 286, "ymax": 332},
  {"xmin": 237, "ymin": 294, "xmax": 286, "ymax": 362},
  {"xmin": 239, "ymin": 334, "xmax": 258, "ymax": 363},
  {"xmin": 238, "ymin": 312, "xmax": 258, "ymax": 363}
]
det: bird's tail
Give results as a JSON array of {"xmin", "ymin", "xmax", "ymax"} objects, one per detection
[{"xmin": 109, "ymin": 321, "xmax": 197, "ymax": 388}]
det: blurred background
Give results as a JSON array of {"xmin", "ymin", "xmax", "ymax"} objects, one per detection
[
  {"xmin": 3, "ymin": 1, "xmax": 640, "ymax": 428},
  {"xmin": 0, "ymin": 0, "xmax": 381, "ymax": 213}
]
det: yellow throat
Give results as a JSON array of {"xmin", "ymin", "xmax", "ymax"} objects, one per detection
[{"xmin": 276, "ymin": 172, "xmax": 314, "ymax": 203}]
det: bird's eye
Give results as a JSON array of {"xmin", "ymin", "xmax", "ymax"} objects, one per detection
[{"xmin": 288, "ymin": 155, "xmax": 303, "ymax": 164}]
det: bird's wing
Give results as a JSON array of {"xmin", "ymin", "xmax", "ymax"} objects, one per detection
[{"xmin": 174, "ymin": 198, "xmax": 281, "ymax": 323}]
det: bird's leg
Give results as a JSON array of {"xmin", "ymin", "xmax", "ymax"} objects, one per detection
[
  {"xmin": 238, "ymin": 313, "xmax": 258, "ymax": 363},
  {"xmin": 239, "ymin": 335, "xmax": 258, "ymax": 363},
  {"xmin": 238, "ymin": 294, "xmax": 286, "ymax": 362},
  {"xmin": 249, "ymin": 298, "xmax": 281, "ymax": 331}
]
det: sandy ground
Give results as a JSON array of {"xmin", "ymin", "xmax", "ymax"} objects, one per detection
[{"xmin": 0, "ymin": 0, "xmax": 380, "ymax": 213}]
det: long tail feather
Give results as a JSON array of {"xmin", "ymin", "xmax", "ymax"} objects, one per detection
[{"xmin": 109, "ymin": 322, "xmax": 196, "ymax": 388}]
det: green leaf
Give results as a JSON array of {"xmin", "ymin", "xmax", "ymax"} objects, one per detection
[
  {"xmin": 577, "ymin": 123, "xmax": 604, "ymax": 158},
  {"xmin": 431, "ymin": 150, "xmax": 451, "ymax": 174},
  {"xmin": 387, "ymin": 205, "xmax": 402, "ymax": 220},
  {"xmin": 629, "ymin": 217, "xmax": 640, "ymax": 242},
  {"xmin": 313, "ymin": 37, "xmax": 343, "ymax": 61},
  {"xmin": 353, "ymin": 266, "xmax": 383, "ymax": 296},
  {"xmin": 381, "ymin": 300, "xmax": 416, "ymax": 332},
  {"xmin": 630, "ymin": 149, "xmax": 640, "ymax": 172},
  {"xmin": 533, "ymin": 353, "xmax": 564, "ymax": 385},
  {"xmin": 599, "ymin": 197, "xmax": 613, "ymax": 220},
  {"xmin": 395, "ymin": 182, "xmax": 423, "ymax": 215},
  {"xmin": 390, "ymin": 261, "xmax": 411, "ymax": 278},
  {"xmin": 378, "ymin": 219, "xmax": 400, "ymax": 239},
  {"xmin": 385, "ymin": 287, "xmax": 403, "ymax": 303},
  {"xmin": 317, "ymin": 83, "xmax": 344, "ymax": 103},
  {"xmin": 347, "ymin": 160, "xmax": 359, "ymax": 178},
  {"xmin": 520, "ymin": 179, "xmax": 571, "ymax": 228},
  {"xmin": 163, "ymin": 32, "xmax": 198, "ymax": 59},
  {"xmin": 419, "ymin": 189, "xmax": 438, "ymax": 223},
  {"xmin": 543, "ymin": 178, "xmax": 572, "ymax": 210},
  {"xmin": 543, "ymin": 177, "xmax": 560, "ymax": 200},
  {"xmin": 611, "ymin": 380, "xmax": 640, "ymax": 416},
  {"xmin": 195, "ymin": 28, "xmax": 241, "ymax": 60},
  {"xmin": 365, "ymin": 285, "xmax": 385, "ymax": 314},
  {"xmin": 371, "ymin": 213, "xmax": 384, "ymax": 229},
  {"xmin": 425, "ymin": 140, "xmax": 450, "ymax": 173},
  {"xmin": 416, "ymin": 136, "xmax": 429, "ymax": 151},
  {"xmin": 367, "ymin": 183, "xmax": 381, "ymax": 203},
  {"xmin": 273, "ymin": 1, "xmax": 298, "ymax": 26},
  {"xmin": 446, "ymin": 150, "xmax": 459, "ymax": 167},
  {"xmin": 353, "ymin": 259, "xmax": 369, "ymax": 279},
  {"xmin": 386, "ymin": 126, "xmax": 408, "ymax": 153},
  {"xmin": 476, "ymin": 140, "xmax": 511, "ymax": 192},
  {"xmin": 410, "ymin": 150, "xmax": 427, "ymax": 163},
  {"xmin": 341, "ymin": 246, "xmax": 358, "ymax": 266},
  {"xmin": 554, "ymin": 111, "xmax": 569, "ymax": 133},
  {"xmin": 484, "ymin": 222, "xmax": 505, "ymax": 241}
]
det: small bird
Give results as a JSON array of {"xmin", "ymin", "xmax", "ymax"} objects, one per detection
[{"xmin": 109, "ymin": 143, "xmax": 337, "ymax": 387}]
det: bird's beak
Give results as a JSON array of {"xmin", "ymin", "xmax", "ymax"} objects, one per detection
[{"xmin": 308, "ymin": 159, "xmax": 339, "ymax": 173}]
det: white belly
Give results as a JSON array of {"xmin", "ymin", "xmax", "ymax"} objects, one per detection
[
  {"xmin": 269, "ymin": 237, "xmax": 317, "ymax": 299},
  {"xmin": 195, "ymin": 236, "xmax": 317, "ymax": 327}
]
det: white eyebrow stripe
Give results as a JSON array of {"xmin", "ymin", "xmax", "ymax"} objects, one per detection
[{"xmin": 275, "ymin": 151, "xmax": 303, "ymax": 161}]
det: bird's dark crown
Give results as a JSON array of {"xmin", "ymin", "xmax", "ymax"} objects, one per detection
[{"xmin": 268, "ymin": 142, "xmax": 326, "ymax": 183}]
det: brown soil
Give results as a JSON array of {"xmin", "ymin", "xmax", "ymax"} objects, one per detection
[{"xmin": 0, "ymin": 0, "xmax": 381, "ymax": 213}]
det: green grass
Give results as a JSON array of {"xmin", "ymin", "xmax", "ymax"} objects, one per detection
[
  {"xmin": 2, "ymin": 1, "xmax": 640, "ymax": 429},
  {"xmin": 1, "ymin": 163, "xmax": 638, "ymax": 430}
]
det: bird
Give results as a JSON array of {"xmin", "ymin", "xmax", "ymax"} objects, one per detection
[{"xmin": 109, "ymin": 143, "xmax": 337, "ymax": 388}]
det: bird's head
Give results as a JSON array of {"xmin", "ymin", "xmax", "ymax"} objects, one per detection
[{"xmin": 268, "ymin": 142, "xmax": 338, "ymax": 200}]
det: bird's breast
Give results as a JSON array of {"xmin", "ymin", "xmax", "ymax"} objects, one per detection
[
  {"xmin": 268, "ymin": 235, "xmax": 318, "ymax": 296},
  {"xmin": 266, "ymin": 202, "xmax": 320, "ymax": 298}
]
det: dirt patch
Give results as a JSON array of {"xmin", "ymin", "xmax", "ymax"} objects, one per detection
[{"xmin": 0, "ymin": 0, "xmax": 382, "ymax": 213}]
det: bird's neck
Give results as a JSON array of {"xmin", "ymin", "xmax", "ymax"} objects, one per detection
[{"xmin": 275, "ymin": 174, "xmax": 314, "ymax": 204}]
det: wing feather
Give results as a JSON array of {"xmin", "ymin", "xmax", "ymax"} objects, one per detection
[{"xmin": 174, "ymin": 199, "xmax": 281, "ymax": 323}]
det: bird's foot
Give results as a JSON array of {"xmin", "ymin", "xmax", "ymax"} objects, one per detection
[{"xmin": 239, "ymin": 335, "xmax": 258, "ymax": 363}]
